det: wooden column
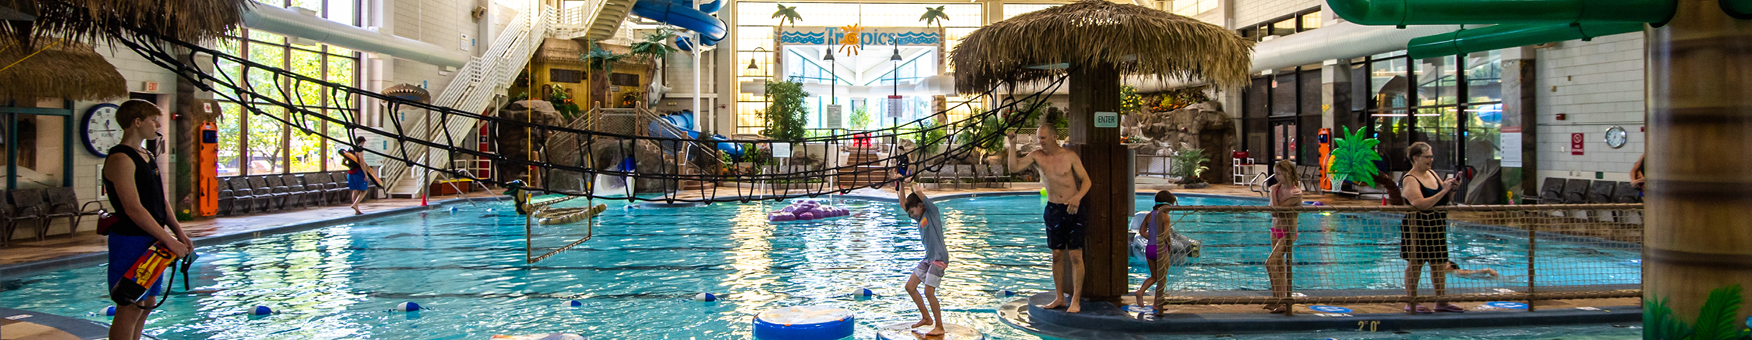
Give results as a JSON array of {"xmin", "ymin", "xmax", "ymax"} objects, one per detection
[
  {"xmin": 1646, "ymin": 0, "xmax": 1752, "ymax": 325},
  {"xmin": 1067, "ymin": 62, "xmax": 1131, "ymax": 304}
]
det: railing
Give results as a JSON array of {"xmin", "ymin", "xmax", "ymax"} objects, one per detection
[
  {"xmin": 1137, "ymin": 154, "xmax": 1174, "ymax": 179},
  {"xmin": 381, "ymin": 6, "xmax": 555, "ymax": 194},
  {"xmin": 1145, "ymin": 203, "xmax": 1644, "ymax": 315}
]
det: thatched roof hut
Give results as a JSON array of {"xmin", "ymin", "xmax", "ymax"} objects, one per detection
[
  {"xmin": 2, "ymin": 0, "xmax": 252, "ymax": 51},
  {"xmin": 951, "ymin": 0, "xmax": 1253, "ymax": 93},
  {"xmin": 0, "ymin": 40, "xmax": 126, "ymax": 103}
]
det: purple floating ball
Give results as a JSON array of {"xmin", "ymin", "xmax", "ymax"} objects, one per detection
[
  {"xmin": 773, "ymin": 212, "xmax": 796, "ymax": 221},
  {"xmin": 798, "ymin": 212, "xmax": 817, "ymax": 220},
  {"xmin": 781, "ymin": 206, "xmax": 796, "ymax": 213}
]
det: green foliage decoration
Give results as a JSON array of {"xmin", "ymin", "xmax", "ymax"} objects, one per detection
[
  {"xmin": 1170, "ymin": 148, "xmax": 1211, "ymax": 184},
  {"xmin": 1120, "ymin": 84, "xmax": 1144, "ymax": 115},
  {"xmin": 849, "ymin": 106, "xmax": 872, "ymax": 130},
  {"xmin": 1645, "ymin": 284, "xmax": 1752, "ymax": 340},
  {"xmin": 1328, "ymin": 126, "xmax": 1383, "ymax": 187},
  {"xmin": 905, "ymin": 120, "xmax": 948, "ymax": 154},
  {"xmin": 920, "ymin": 6, "xmax": 950, "ymax": 31},
  {"xmin": 761, "ymin": 81, "xmax": 810, "ymax": 140},
  {"xmin": 772, "ymin": 4, "xmax": 802, "ymax": 31}
]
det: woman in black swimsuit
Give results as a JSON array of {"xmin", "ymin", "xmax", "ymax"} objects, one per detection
[{"xmin": 1399, "ymin": 142, "xmax": 1462, "ymax": 314}]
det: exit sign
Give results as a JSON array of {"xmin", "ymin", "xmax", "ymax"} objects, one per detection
[{"xmin": 1094, "ymin": 111, "xmax": 1119, "ymax": 128}]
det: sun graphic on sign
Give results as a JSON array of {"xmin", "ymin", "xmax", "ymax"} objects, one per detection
[{"xmin": 837, "ymin": 24, "xmax": 864, "ymax": 56}]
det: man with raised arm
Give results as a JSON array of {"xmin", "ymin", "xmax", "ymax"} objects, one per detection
[{"xmin": 1007, "ymin": 112, "xmax": 1093, "ymax": 313}]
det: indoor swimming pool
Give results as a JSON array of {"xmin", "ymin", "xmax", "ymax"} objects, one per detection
[{"xmin": 0, "ymin": 194, "xmax": 1641, "ymax": 339}]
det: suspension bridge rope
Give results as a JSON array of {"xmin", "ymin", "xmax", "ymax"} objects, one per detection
[{"xmin": 110, "ymin": 21, "xmax": 1067, "ymax": 203}]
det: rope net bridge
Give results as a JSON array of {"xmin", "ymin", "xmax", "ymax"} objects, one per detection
[
  {"xmin": 1142, "ymin": 203, "xmax": 1643, "ymax": 315},
  {"xmin": 113, "ymin": 23, "xmax": 1064, "ymax": 205}
]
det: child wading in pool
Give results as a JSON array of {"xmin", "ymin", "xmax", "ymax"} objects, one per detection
[
  {"xmin": 897, "ymin": 180, "xmax": 949, "ymax": 336},
  {"xmin": 1134, "ymin": 190, "xmax": 1177, "ymax": 311}
]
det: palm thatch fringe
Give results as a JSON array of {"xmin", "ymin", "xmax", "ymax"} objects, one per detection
[
  {"xmin": 0, "ymin": 39, "xmax": 126, "ymax": 103},
  {"xmin": 2, "ymin": 0, "xmax": 252, "ymax": 51},
  {"xmin": 951, "ymin": 0, "xmax": 1252, "ymax": 94}
]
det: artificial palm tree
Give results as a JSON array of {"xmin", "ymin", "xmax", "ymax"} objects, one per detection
[
  {"xmin": 628, "ymin": 28, "xmax": 679, "ymax": 101},
  {"xmin": 920, "ymin": 6, "xmax": 949, "ymax": 33},
  {"xmin": 772, "ymin": 4, "xmax": 802, "ymax": 32},
  {"xmin": 581, "ymin": 43, "xmax": 626, "ymax": 107}
]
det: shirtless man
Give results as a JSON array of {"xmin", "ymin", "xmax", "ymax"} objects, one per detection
[{"xmin": 1008, "ymin": 115, "xmax": 1093, "ymax": 313}]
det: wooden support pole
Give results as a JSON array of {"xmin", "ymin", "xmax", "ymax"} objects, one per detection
[
  {"xmin": 1645, "ymin": 0, "xmax": 1752, "ymax": 324},
  {"xmin": 1067, "ymin": 62, "xmax": 1132, "ymax": 304}
]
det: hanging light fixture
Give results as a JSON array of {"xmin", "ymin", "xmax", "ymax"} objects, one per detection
[
  {"xmin": 822, "ymin": 49, "xmax": 835, "ymax": 62},
  {"xmin": 748, "ymin": 47, "xmax": 766, "ymax": 71},
  {"xmin": 890, "ymin": 47, "xmax": 902, "ymax": 61}
]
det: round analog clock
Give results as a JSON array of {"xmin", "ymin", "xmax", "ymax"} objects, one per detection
[
  {"xmin": 1604, "ymin": 126, "xmax": 1629, "ymax": 149},
  {"xmin": 81, "ymin": 103, "xmax": 124, "ymax": 157}
]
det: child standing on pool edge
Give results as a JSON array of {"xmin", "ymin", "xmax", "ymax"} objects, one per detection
[
  {"xmin": 1133, "ymin": 190, "xmax": 1176, "ymax": 311},
  {"xmin": 896, "ymin": 180, "xmax": 948, "ymax": 336}
]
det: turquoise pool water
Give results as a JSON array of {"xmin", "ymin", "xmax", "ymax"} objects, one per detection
[{"xmin": 0, "ymin": 194, "xmax": 1640, "ymax": 339}]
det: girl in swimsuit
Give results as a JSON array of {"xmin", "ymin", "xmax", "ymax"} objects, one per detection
[
  {"xmin": 1133, "ymin": 190, "xmax": 1177, "ymax": 311},
  {"xmin": 1264, "ymin": 160, "xmax": 1302, "ymax": 314}
]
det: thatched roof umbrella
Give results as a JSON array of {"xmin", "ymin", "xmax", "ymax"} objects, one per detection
[
  {"xmin": 1, "ymin": 0, "xmax": 249, "ymax": 102},
  {"xmin": 383, "ymin": 83, "xmax": 432, "ymax": 103},
  {"xmin": 0, "ymin": 39, "xmax": 125, "ymax": 103},
  {"xmin": 950, "ymin": 0, "xmax": 1253, "ymax": 306},
  {"xmin": 951, "ymin": 0, "xmax": 1252, "ymax": 93},
  {"xmin": 2, "ymin": 0, "xmax": 252, "ymax": 51}
]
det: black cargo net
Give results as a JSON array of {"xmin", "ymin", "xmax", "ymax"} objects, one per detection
[{"xmin": 112, "ymin": 23, "xmax": 1065, "ymax": 203}]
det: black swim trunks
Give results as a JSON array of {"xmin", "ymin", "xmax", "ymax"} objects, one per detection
[{"xmin": 1043, "ymin": 202, "xmax": 1086, "ymax": 250}]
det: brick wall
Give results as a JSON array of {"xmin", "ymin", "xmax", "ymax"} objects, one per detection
[
  {"xmin": 1231, "ymin": 0, "xmax": 1319, "ymax": 29},
  {"xmin": 1533, "ymin": 33, "xmax": 1646, "ymax": 181}
]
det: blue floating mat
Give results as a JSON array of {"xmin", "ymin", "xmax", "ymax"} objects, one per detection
[
  {"xmin": 1485, "ymin": 301, "xmax": 1528, "ymax": 309},
  {"xmin": 752, "ymin": 306, "xmax": 854, "ymax": 340},
  {"xmin": 1307, "ymin": 305, "xmax": 1353, "ymax": 313},
  {"xmin": 1123, "ymin": 305, "xmax": 1154, "ymax": 313}
]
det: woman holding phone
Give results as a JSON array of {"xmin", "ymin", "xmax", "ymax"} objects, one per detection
[{"xmin": 1399, "ymin": 142, "xmax": 1462, "ymax": 314}]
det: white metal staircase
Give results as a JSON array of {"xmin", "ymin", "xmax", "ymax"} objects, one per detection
[
  {"xmin": 553, "ymin": 0, "xmax": 637, "ymax": 41},
  {"xmin": 381, "ymin": 6, "xmax": 555, "ymax": 198}
]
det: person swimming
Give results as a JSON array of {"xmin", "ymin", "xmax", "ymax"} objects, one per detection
[{"xmin": 1445, "ymin": 262, "xmax": 1499, "ymax": 278}]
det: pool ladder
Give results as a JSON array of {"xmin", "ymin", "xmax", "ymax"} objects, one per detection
[{"xmin": 1247, "ymin": 172, "xmax": 1272, "ymax": 198}]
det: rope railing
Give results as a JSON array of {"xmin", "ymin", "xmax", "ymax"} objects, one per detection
[
  {"xmin": 106, "ymin": 9, "xmax": 1065, "ymax": 203},
  {"xmin": 1145, "ymin": 203, "xmax": 1644, "ymax": 315}
]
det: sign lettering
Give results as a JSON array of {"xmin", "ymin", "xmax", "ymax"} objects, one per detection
[{"xmin": 1094, "ymin": 111, "xmax": 1119, "ymax": 128}]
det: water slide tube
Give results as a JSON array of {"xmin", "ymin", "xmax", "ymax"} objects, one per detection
[
  {"xmin": 648, "ymin": 112, "xmax": 745, "ymax": 159},
  {"xmin": 1325, "ymin": 0, "xmax": 1673, "ymax": 26},
  {"xmin": 631, "ymin": 0, "xmax": 727, "ymax": 46}
]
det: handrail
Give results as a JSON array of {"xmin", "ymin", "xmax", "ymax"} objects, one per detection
[
  {"xmin": 382, "ymin": 6, "xmax": 553, "ymax": 193},
  {"xmin": 1247, "ymin": 172, "xmax": 1272, "ymax": 197},
  {"xmin": 1150, "ymin": 203, "xmax": 1644, "ymax": 313}
]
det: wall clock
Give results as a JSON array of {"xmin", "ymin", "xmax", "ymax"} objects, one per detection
[
  {"xmin": 1604, "ymin": 126, "xmax": 1628, "ymax": 149},
  {"xmin": 81, "ymin": 103, "xmax": 123, "ymax": 157}
]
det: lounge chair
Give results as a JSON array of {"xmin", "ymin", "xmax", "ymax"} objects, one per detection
[
  {"xmin": 8, "ymin": 189, "xmax": 50, "ymax": 241},
  {"xmin": 1, "ymin": 194, "xmax": 42, "ymax": 246},
  {"xmin": 1613, "ymin": 181, "xmax": 1641, "ymax": 203},
  {"xmin": 1587, "ymin": 181, "xmax": 1616, "ymax": 204},
  {"xmin": 1563, "ymin": 179, "xmax": 1592, "ymax": 204},
  {"xmin": 1538, "ymin": 178, "xmax": 1566, "ymax": 204},
  {"xmin": 249, "ymin": 176, "xmax": 291, "ymax": 210},
  {"xmin": 45, "ymin": 187, "xmax": 105, "ymax": 236},
  {"xmin": 230, "ymin": 177, "xmax": 269, "ymax": 213}
]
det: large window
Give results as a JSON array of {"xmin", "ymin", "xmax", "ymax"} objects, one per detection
[
  {"xmin": 733, "ymin": 2, "xmax": 983, "ymax": 135},
  {"xmin": 1171, "ymin": 0, "xmax": 1217, "ymax": 17},
  {"xmin": 1237, "ymin": 8, "xmax": 1321, "ymax": 42},
  {"xmin": 1349, "ymin": 50, "xmax": 1503, "ymax": 174},
  {"xmin": 214, "ymin": 0, "xmax": 361, "ymax": 177}
]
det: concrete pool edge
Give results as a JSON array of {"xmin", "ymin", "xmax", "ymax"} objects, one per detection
[
  {"xmin": 0, "ymin": 196, "xmax": 508, "ymax": 279},
  {"xmin": 0, "ymin": 307, "xmax": 135, "ymax": 340},
  {"xmin": 997, "ymin": 293, "xmax": 1641, "ymax": 337}
]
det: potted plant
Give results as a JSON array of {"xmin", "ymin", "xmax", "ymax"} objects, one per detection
[{"xmin": 1170, "ymin": 148, "xmax": 1211, "ymax": 189}]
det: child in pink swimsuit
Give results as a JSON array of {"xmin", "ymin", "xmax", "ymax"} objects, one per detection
[{"xmin": 1133, "ymin": 190, "xmax": 1177, "ymax": 311}]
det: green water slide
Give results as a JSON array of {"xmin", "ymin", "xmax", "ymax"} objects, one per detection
[{"xmin": 1328, "ymin": 0, "xmax": 1676, "ymax": 58}]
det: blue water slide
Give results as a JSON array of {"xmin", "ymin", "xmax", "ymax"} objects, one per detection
[
  {"xmin": 648, "ymin": 112, "xmax": 744, "ymax": 159},
  {"xmin": 631, "ymin": 0, "xmax": 727, "ymax": 46}
]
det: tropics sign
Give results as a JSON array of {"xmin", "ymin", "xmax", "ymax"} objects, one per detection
[{"xmin": 778, "ymin": 26, "xmax": 943, "ymax": 49}]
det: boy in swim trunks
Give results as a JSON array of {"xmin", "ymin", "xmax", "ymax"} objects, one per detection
[
  {"xmin": 1444, "ymin": 262, "xmax": 1499, "ymax": 278},
  {"xmin": 897, "ymin": 181, "xmax": 948, "ymax": 336}
]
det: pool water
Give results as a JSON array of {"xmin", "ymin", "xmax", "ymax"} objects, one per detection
[{"xmin": 0, "ymin": 194, "xmax": 1640, "ymax": 339}]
